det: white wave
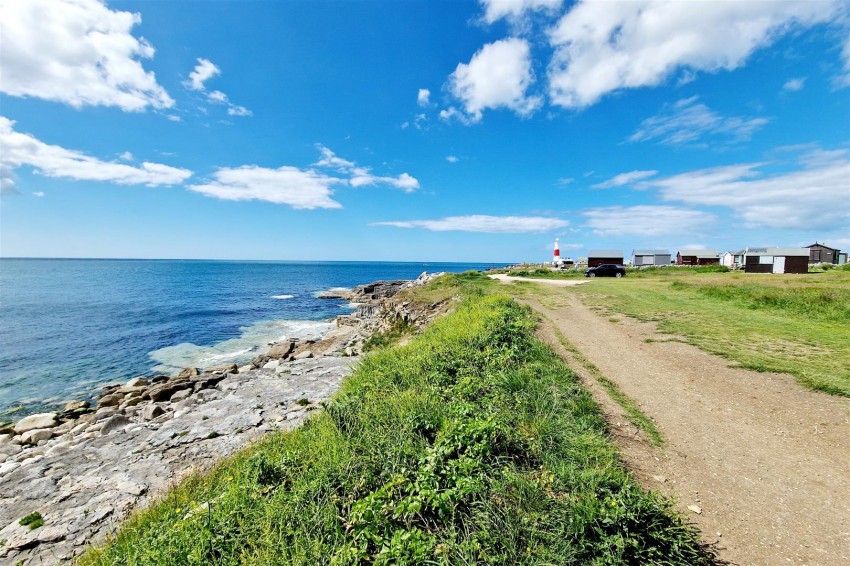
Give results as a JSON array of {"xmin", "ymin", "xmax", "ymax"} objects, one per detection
[
  {"xmin": 271, "ymin": 294, "xmax": 295, "ymax": 300},
  {"xmin": 148, "ymin": 318, "xmax": 333, "ymax": 375}
]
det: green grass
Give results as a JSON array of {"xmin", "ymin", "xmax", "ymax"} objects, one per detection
[
  {"xmin": 572, "ymin": 271, "xmax": 850, "ymax": 396},
  {"xmin": 19, "ymin": 512, "xmax": 44, "ymax": 530},
  {"xmin": 539, "ymin": 313, "xmax": 664, "ymax": 447},
  {"xmin": 81, "ymin": 294, "xmax": 717, "ymax": 565}
]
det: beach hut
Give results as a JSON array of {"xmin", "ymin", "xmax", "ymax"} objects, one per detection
[
  {"xmin": 743, "ymin": 247, "xmax": 809, "ymax": 274},
  {"xmin": 631, "ymin": 249, "xmax": 671, "ymax": 267},
  {"xmin": 805, "ymin": 242, "xmax": 842, "ymax": 264},
  {"xmin": 676, "ymin": 249, "xmax": 719, "ymax": 265},
  {"xmin": 587, "ymin": 250, "xmax": 624, "ymax": 268}
]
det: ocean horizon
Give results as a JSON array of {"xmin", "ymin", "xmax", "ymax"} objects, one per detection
[{"xmin": 0, "ymin": 258, "xmax": 505, "ymax": 418}]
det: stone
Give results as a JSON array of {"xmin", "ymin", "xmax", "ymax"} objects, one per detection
[
  {"xmin": 141, "ymin": 404, "xmax": 165, "ymax": 421},
  {"xmin": 144, "ymin": 380, "xmax": 191, "ymax": 402},
  {"xmin": 93, "ymin": 407, "xmax": 118, "ymax": 422},
  {"xmin": 21, "ymin": 427, "xmax": 54, "ymax": 444},
  {"xmin": 263, "ymin": 360, "xmax": 280, "ymax": 370},
  {"xmin": 1, "ymin": 442, "xmax": 23, "ymax": 456},
  {"xmin": 119, "ymin": 396, "xmax": 144, "ymax": 410},
  {"xmin": 204, "ymin": 363, "xmax": 238, "ymax": 375},
  {"xmin": 115, "ymin": 385, "xmax": 147, "ymax": 396},
  {"xmin": 14, "ymin": 412, "xmax": 58, "ymax": 435},
  {"xmin": 97, "ymin": 393, "xmax": 123, "ymax": 408},
  {"xmin": 687, "ymin": 505, "xmax": 702, "ymax": 515},
  {"xmin": 268, "ymin": 340, "xmax": 296, "ymax": 359},
  {"xmin": 238, "ymin": 365, "xmax": 254, "ymax": 374},
  {"xmin": 0, "ymin": 433, "xmax": 11, "ymax": 444},
  {"xmin": 293, "ymin": 351, "xmax": 314, "ymax": 360},
  {"xmin": 0, "ymin": 461, "xmax": 21, "ymax": 476},
  {"xmin": 177, "ymin": 367, "xmax": 200, "ymax": 379},
  {"xmin": 101, "ymin": 415, "xmax": 132, "ymax": 435},
  {"xmin": 63, "ymin": 400, "xmax": 90, "ymax": 412},
  {"xmin": 125, "ymin": 376, "xmax": 150, "ymax": 387},
  {"xmin": 169, "ymin": 389, "xmax": 193, "ymax": 403},
  {"xmin": 150, "ymin": 375, "xmax": 170, "ymax": 384}
]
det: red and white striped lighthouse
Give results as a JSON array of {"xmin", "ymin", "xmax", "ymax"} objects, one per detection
[{"xmin": 553, "ymin": 238, "xmax": 560, "ymax": 262}]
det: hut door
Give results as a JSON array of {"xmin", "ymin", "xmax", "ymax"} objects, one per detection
[{"xmin": 773, "ymin": 256, "xmax": 785, "ymax": 274}]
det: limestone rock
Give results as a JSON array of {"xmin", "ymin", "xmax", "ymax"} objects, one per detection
[
  {"xmin": 101, "ymin": 415, "xmax": 131, "ymax": 435},
  {"xmin": 263, "ymin": 360, "xmax": 280, "ymax": 370},
  {"xmin": 204, "ymin": 363, "xmax": 238, "ymax": 375},
  {"xmin": 170, "ymin": 389, "xmax": 193, "ymax": 403},
  {"xmin": 177, "ymin": 367, "xmax": 200, "ymax": 379},
  {"xmin": 21, "ymin": 428, "xmax": 54, "ymax": 445},
  {"xmin": 293, "ymin": 351, "xmax": 314, "ymax": 360},
  {"xmin": 144, "ymin": 380, "xmax": 191, "ymax": 402},
  {"xmin": 14, "ymin": 413, "xmax": 58, "ymax": 435},
  {"xmin": 141, "ymin": 404, "xmax": 165, "ymax": 421},
  {"xmin": 63, "ymin": 400, "xmax": 90, "ymax": 412},
  {"xmin": 97, "ymin": 393, "xmax": 123, "ymax": 408},
  {"xmin": 268, "ymin": 340, "xmax": 296, "ymax": 359}
]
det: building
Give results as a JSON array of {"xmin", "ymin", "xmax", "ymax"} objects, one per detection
[
  {"xmin": 631, "ymin": 249, "xmax": 671, "ymax": 267},
  {"xmin": 743, "ymin": 247, "xmax": 809, "ymax": 274},
  {"xmin": 805, "ymin": 242, "xmax": 842, "ymax": 264},
  {"xmin": 721, "ymin": 250, "xmax": 746, "ymax": 269},
  {"xmin": 587, "ymin": 250, "xmax": 624, "ymax": 268},
  {"xmin": 676, "ymin": 249, "xmax": 719, "ymax": 265}
]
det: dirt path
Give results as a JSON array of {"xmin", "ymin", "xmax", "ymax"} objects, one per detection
[{"xmin": 493, "ymin": 277, "xmax": 849, "ymax": 566}]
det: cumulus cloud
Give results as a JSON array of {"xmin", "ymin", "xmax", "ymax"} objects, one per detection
[
  {"xmin": 313, "ymin": 145, "xmax": 419, "ymax": 192},
  {"xmin": 592, "ymin": 170, "xmax": 658, "ymax": 189},
  {"xmin": 782, "ymin": 77, "xmax": 806, "ymax": 92},
  {"xmin": 643, "ymin": 148, "xmax": 850, "ymax": 231},
  {"xmin": 187, "ymin": 166, "xmax": 343, "ymax": 209},
  {"xmin": 417, "ymin": 89, "xmax": 431, "ymax": 106},
  {"xmin": 583, "ymin": 205, "xmax": 714, "ymax": 237},
  {"xmin": 446, "ymin": 38, "xmax": 541, "ymax": 122},
  {"xmin": 373, "ymin": 215, "xmax": 569, "ymax": 233},
  {"xmin": 227, "ymin": 105, "xmax": 253, "ymax": 117},
  {"xmin": 0, "ymin": 117, "xmax": 192, "ymax": 193},
  {"xmin": 33, "ymin": 191, "xmax": 45, "ymax": 197},
  {"xmin": 548, "ymin": 0, "xmax": 840, "ymax": 108},
  {"xmin": 186, "ymin": 58, "xmax": 220, "ymax": 91},
  {"xmin": 629, "ymin": 97, "xmax": 769, "ymax": 146},
  {"xmin": 480, "ymin": 0, "xmax": 562, "ymax": 24},
  {"xmin": 0, "ymin": 0, "xmax": 173, "ymax": 111},
  {"xmin": 446, "ymin": 155, "xmax": 459, "ymax": 163}
]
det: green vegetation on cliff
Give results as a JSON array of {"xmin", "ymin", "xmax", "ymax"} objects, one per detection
[{"xmin": 82, "ymin": 285, "xmax": 717, "ymax": 565}]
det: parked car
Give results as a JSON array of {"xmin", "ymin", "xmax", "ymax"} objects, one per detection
[{"xmin": 585, "ymin": 264, "xmax": 626, "ymax": 278}]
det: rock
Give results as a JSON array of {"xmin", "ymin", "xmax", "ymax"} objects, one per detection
[
  {"xmin": 293, "ymin": 351, "xmax": 314, "ymax": 360},
  {"xmin": 115, "ymin": 384, "xmax": 147, "ymax": 396},
  {"xmin": 177, "ymin": 367, "xmax": 200, "ymax": 379},
  {"xmin": 126, "ymin": 376, "xmax": 150, "ymax": 387},
  {"xmin": 119, "ymin": 396, "xmax": 144, "ymax": 410},
  {"xmin": 169, "ymin": 389, "xmax": 193, "ymax": 403},
  {"xmin": 150, "ymin": 375, "xmax": 170, "ymax": 384},
  {"xmin": 97, "ymin": 393, "xmax": 124, "ymax": 408},
  {"xmin": 141, "ymin": 405, "xmax": 165, "ymax": 421},
  {"xmin": 14, "ymin": 412, "xmax": 58, "ymax": 435},
  {"xmin": 101, "ymin": 415, "xmax": 132, "ymax": 435},
  {"xmin": 238, "ymin": 364, "xmax": 254, "ymax": 374},
  {"xmin": 268, "ymin": 340, "xmax": 296, "ymax": 359},
  {"xmin": 21, "ymin": 428, "xmax": 54, "ymax": 444},
  {"xmin": 63, "ymin": 400, "xmax": 90, "ymax": 412},
  {"xmin": 652, "ymin": 475, "xmax": 667, "ymax": 483},
  {"xmin": 204, "ymin": 363, "xmax": 238, "ymax": 375},
  {"xmin": 0, "ymin": 461, "xmax": 21, "ymax": 476},
  {"xmin": 1, "ymin": 442, "xmax": 23, "ymax": 456},
  {"xmin": 262, "ymin": 360, "xmax": 280, "ymax": 370},
  {"xmin": 93, "ymin": 407, "xmax": 118, "ymax": 422},
  {"xmin": 144, "ymin": 380, "xmax": 191, "ymax": 402},
  {"xmin": 0, "ymin": 433, "xmax": 11, "ymax": 444},
  {"xmin": 687, "ymin": 505, "xmax": 702, "ymax": 515}
]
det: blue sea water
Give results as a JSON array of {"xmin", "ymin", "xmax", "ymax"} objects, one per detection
[{"xmin": 0, "ymin": 259, "xmax": 502, "ymax": 417}]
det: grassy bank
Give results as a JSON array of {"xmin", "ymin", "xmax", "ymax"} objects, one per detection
[
  {"xmin": 82, "ymin": 290, "xmax": 717, "ymax": 564},
  {"xmin": 571, "ymin": 271, "xmax": 850, "ymax": 396}
]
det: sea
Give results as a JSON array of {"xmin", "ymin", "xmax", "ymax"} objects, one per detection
[{"xmin": 0, "ymin": 259, "xmax": 503, "ymax": 418}]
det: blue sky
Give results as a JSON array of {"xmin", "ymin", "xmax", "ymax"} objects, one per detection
[{"xmin": 1, "ymin": 0, "xmax": 848, "ymax": 262}]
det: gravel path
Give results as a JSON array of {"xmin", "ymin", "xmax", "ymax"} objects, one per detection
[{"xmin": 495, "ymin": 278, "xmax": 849, "ymax": 566}]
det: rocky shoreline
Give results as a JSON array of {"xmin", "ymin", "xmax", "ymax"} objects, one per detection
[{"xmin": 0, "ymin": 273, "xmax": 446, "ymax": 564}]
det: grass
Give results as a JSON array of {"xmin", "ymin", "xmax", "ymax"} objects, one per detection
[
  {"xmin": 19, "ymin": 512, "xmax": 44, "ymax": 530},
  {"xmin": 570, "ymin": 270, "xmax": 850, "ymax": 396},
  {"xmin": 539, "ymin": 313, "xmax": 664, "ymax": 447},
  {"xmin": 81, "ymin": 292, "xmax": 717, "ymax": 565}
]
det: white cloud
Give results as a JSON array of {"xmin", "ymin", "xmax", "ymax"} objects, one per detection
[
  {"xmin": 548, "ymin": 0, "xmax": 840, "ymax": 108},
  {"xmin": 480, "ymin": 0, "xmax": 562, "ymax": 24},
  {"xmin": 643, "ymin": 148, "xmax": 850, "ymax": 231},
  {"xmin": 447, "ymin": 38, "xmax": 542, "ymax": 122},
  {"xmin": 118, "ymin": 151, "xmax": 134, "ymax": 162},
  {"xmin": 227, "ymin": 105, "xmax": 253, "ymax": 117},
  {"xmin": 186, "ymin": 58, "xmax": 220, "ymax": 91},
  {"xmin": 0, "ymin": 0, "xmax": 173, "ymax": 111},
  {"xmin": 583, "ymin": 205, "xmax": 714, "ymax": 237},
  {"xmin": 32, "ymin": 191, "xmax": 45, "ymax": 197},
  {"xmin": 166, "ymin": 115, "xmax": 182, "ymax": 122},
  {"xmin": 782, "ymin": 77, "xmax": 806, "ymax": 92},
  {"xmin": 373, "ymin": 215, "xmax": 569, "ymax": 233},
  {"xmin": 187, "ymin": 166, "xmax": 343, "ymax": 209},
  {"xmin": 207, "ymin": 90, "xmax": 228, "ymax": 103},
  {"xmin": 629, "ymin": 97, "xmax": 769, "ymax": 145},
  {"xmin": 417, "ymin": 89, "xmax": 431, "ymax": 106},
  {"xmin": 592, "ymin": 170, "xmax": 658, "ymax": 189},
  {"xmin": 446, "ymin": 155, "xmax": 459, "ymax": 163},
  {"xmin": 313, "ymin": 145, "xmax": 419, "ymax": 192},
  {"xmin": 0, "ymin": 117, "xmax": 192, "ymax": 192}
]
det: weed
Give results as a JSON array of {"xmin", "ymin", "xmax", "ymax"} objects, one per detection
[
  {"xmin": 206, "ymin": 431, "xmax": 220, "ymax": 439},
  {"xmin": 296, "ymin": 398, "xmax": 309, "ymax": 406},
  {"xmin": 19, "ymin": 512, "xmax": 44, "ymax": 530}
]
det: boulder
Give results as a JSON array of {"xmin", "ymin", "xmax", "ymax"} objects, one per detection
[
  {"xmin": 63, "ymin": 400, "xmax": 90, "ymax": 412},
  {"xmin": 21, "ymin": 428, "xmax": 54, "ymax": 444},
  {"xmin": 190, "ymin": 373, "xmax": 227, "ymax": 392},
  {"xmin": 125, "ymin": 376, "xmax": 150, "ymax": 387},
  {"xmin": 238, "ymin": 364, "xmax": 254, "ymax": 374},
  {"xmin": 170, "ymin": 389, "xmax": 193, "ymax": 403},
  {"xmin": 204, "ymin": 363, "xmax": 238, "ymax": 375},
  {"xmin": 141, "ymin": 404, "xmax": 165, "ymax": 421},
  {"xmin": 150, "ymin": 374, "xmax": 170, "ymax": 384},
  {"xmin": 100, "ymin": 415, "xmax": 132, "ymax": 435},
  {"xmin": 14, "ymin": 412, "xmax": 58, "ymax": 435},
  {"xmin": 177, "ymin": 367, "xmax": 200, "ymax": 379},
  {"xmin": 97, "ymin": 393, "xmax": 124, "ymax": 408},
  {"xmin": 263, "ymin": 360, "xmax": 280, "ymax": 370},
  {"xmin": 144, "ymin": 379, "xmax": 191, "ymax": 402},
  {"xmin": 293, "ymin": 351, "xmax": 314, "ymax": 360},
  {"xmin": 268, "ymin": 340, "xmax": 296, "ymax": 359}
]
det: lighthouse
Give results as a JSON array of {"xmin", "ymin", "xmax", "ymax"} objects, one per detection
[
  {"xmin": 552, "ymin": 238, "xmax": 574, "ymax": 268},
  {"xmin": 553, "ymin": 238, "xmax": 560, "ymax": 263}
]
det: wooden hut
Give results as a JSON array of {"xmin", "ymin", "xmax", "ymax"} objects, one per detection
[
  {"xmin": 743, "ymin": 247, "xmax": 809, "ymax": 274},
  {"xmin": 805, "ymin": 242, "xmax": 841, "ymax": 264},
  {"xmin": 587, "ymin": 250, "xmax": 624, "ymax": 268},
  {"xmin": 676, "ymin": 249, "xmax": 719, "ymax": 265}
]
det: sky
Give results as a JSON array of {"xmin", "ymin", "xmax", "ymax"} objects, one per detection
[{"xmin": 0, "ymin": 0, "xmax": 848, "ymax": 263}]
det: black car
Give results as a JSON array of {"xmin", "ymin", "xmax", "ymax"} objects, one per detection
[{"xmin": 585, "ymin": 264, "xmax": 626, "ymax": 278}]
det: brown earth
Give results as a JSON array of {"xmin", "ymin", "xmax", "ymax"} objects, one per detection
[{"xmin": 493, "ymin": 276, "xmax": 849, "ymax": 566}]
